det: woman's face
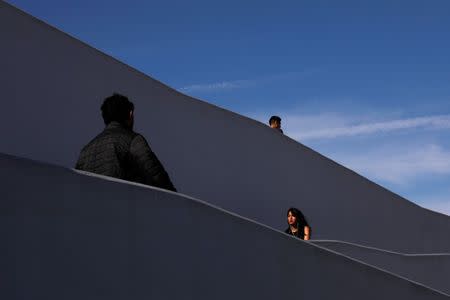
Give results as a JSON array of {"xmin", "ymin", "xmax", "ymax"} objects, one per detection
[{"xmin": 287, "ymin": 211, "xmax": 297, "ymax": 226}]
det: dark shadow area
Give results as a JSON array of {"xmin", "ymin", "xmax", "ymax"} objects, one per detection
[
  {"xmin": 1, "ymin": 153, "xmax": 448, "ymax": 299},
  {"xmin": 1, "ymin": 0, "xmax": 449, "ymax": 255},
  {"xmin": 313, "ymin": 240, "xmax": 450, "ymax": 294}
]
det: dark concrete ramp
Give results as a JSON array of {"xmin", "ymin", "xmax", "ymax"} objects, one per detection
[
  {"xmin": 1, "ymin": 153, "xmax": 448, "ymax": 299},
  {"xmin": 1, "ymin": 0, "xmax": 450, "ymax": 253},
  {"xmin": 313, "ymin": 240, "xmax": 450, "ymax": 295}
]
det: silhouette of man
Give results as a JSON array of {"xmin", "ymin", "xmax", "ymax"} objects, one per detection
[
  {"xmin": 75, "ymin": 93, "xmax": 176, "ymax": 191},
  {"xmin": 269, "ymin": 115, "xmax": 283, "ymax": 133}
]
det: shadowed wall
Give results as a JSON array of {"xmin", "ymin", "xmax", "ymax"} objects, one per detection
[
  {"xmin": 313, "ymin": 240, "xmax": 450, "ymax": 294},
  {"xmin": 1, "ymin": 0, "xmax": 450, "ymax": 253},
  {"xmin": 0, "ymin": 154, "xmax": 448, "ymax": 299}
]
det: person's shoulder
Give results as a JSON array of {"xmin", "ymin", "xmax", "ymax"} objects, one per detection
[
  {"xmin": 79, "ymin": 130, "xmax": 104, "ymax": 151},
  {"xmin": 129, "ymin": 133, "xmax": 153, "ymax": 152},
  {"xmin": 130, "ymin": 132, "xmax": 148, "ymax": 144},
  {"xmin": 103, "ymin": 126, "xmax": 136, "ymax": 142},
  {"xmin": 284, "ymin": 228, "xmax": 290, "ymax": 234}
]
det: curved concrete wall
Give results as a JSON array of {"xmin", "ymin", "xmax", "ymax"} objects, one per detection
[
  {"xmin": 1, "ymin": 153, "xmax": 448, "ymax": 299},
  {"xmin": 313, "ymin": 241, "xmax": 450, "ymax": 295},
  {"xmin": 1, "ymin": 1, "xmax": 450, "ymax": 253}
]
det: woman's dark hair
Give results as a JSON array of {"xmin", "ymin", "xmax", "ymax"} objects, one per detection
[
  {"xmin": 287, "ymin": 207, "xmax": 310, "ymax": 229},
  {"xmin": 101, "ymin": 93, "xmax": 134, "ymax": 125}
]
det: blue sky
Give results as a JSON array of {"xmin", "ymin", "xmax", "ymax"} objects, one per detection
[{"xmin": 8, "ymin": 0, "xmax": 450, "ymax": 215}]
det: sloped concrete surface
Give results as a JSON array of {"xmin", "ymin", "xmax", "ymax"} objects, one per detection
[
  {"xmin": 1, "ymin": 0, "xmax": 450, "ymax": 254},
  {"xmin": 1, "ymin": 153, "xmax": 449, "ymax": 299},
  {"xmin": 313, "ymin": 240, "xmax": 450, "ymax": 295}
]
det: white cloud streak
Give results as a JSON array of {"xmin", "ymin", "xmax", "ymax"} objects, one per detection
[
  {"xmin": 259, "ymin": 112, "xmax": 450, "ymax": 184},
  {"xmin": 251, "ymin": 110, "xmax": 450, "ymax": 215},
  {"xmin": 179, "ymin": 69, "xmax": 320, "ymax": 93},
  {"xmin": 333, "ymin": 144, "xmax": 450, "ymax": 216},
  {"xmin": 292, "ymin": 114, "xmax": 450, "ymax": 141},
  {"xmin": 179, "ymin": 79, "xmax": 253, "ymax": 93},
  {"xmin": 337, "ymin": 144, "xmax": 450, "ymax": 185}
]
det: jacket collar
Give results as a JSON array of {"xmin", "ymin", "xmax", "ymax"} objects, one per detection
[{"xmin": 106, "ymin": 121, "xmax": 125, "ymax": 130}]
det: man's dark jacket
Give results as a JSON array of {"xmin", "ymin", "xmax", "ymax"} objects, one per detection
[{"xmin": 75, "ymin": 122, "xmax": 176, "ymax": 192}]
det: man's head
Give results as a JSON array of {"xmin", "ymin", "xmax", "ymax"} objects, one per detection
[
  {"xmin": 269, "ymin": 115, "xmax": 282, "ymax": 130},
  {"xmin": 101, "ymin": 93, "xmax": 134, "ymax": 129}
]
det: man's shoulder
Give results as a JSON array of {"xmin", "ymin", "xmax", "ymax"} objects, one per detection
[
  {"xmin": 82, "ymin": 127, "xmax": 136, "ymax": 150},
  {"xmin": 112, "ymin": 127, "xmax": 139, "ymax": 141},
  {"xmin": 129, "ymin": 133, "xmax": 153, "ymax": 152},
  {"xmin": 130, "ymin": 132, "xmax": 148, "ymax": 142}
]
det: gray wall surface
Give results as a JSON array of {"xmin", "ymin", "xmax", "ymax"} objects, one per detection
[
  {"xmin": 313, "ymin": 241, "xmax": 450, "ymax": 295},
  {"xmin": 1, "ymin": 153, "xmax": 448, "ymax": 300},
  {"xmin": 1, "ymin": 0, "xmax": 450, "ymax": 253}
]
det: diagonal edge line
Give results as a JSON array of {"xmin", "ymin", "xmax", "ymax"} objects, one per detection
[{"xmin": 73, "ymin": 168, "xmax": 450, "ymax": 297}]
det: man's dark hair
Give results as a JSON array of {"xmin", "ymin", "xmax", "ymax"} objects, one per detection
[
  {"xmin": 269, "ymin": 115, "xmax": 281, "ymax": 125},
  {"xmin": 101, "ymin": 93, "xmax": 134, "ymax": 125}
]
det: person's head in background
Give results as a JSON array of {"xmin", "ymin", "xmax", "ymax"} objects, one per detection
[
  {"xmin": 269, "ymin": 115, "xmax": 282, "ymax": 133},
  {"xmin": 286, "ymin": 207, "xmax": 311, "ymax": 240},
  {"xmin": 101, "ymin": 93, "xmax": 135, "ymax": 130},
  {"xmin": 287, "ymin": 207, "xmax": 307, "ymax": 227}
]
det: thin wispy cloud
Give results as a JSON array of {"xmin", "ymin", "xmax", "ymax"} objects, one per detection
[
  {"xmin": 179, "ymin": 79, "xmax": 254, "ymax": 93},
  {"xmin": 337, "ymin": 144, "xmax": 450, "ymax": 185},
  {"xmin": 179, "ymin": 69, "xmax": 321, "ymax": 93},
  {"xmin": 250, "ymin": 110, "xmax": 450, "ymax": 186},
  {"xmin": 250, "ymin": 112, "xmax": 450, "ymax": 141},
  {"xmin": 292, "ymin": 114, "xmax": 450, "ymax": 141}
]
